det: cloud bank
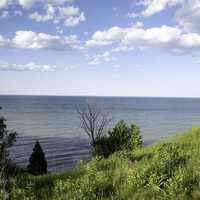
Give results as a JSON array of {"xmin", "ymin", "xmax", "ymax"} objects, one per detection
[
  {"xmin": 0, "ymin": 31, "xmax": 82, "ymax": 50},
  {"xmin": 86, "ymin": 25, "xmax": 200, "ymax": 54},
  {"xmin": 0, "ymin": 61, "xmax": 57, "ymax": 71}
]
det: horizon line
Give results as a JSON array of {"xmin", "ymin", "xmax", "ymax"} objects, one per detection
[{"xmin": 1, "ymin": 94, "xmax": 200, "ymax": 99}]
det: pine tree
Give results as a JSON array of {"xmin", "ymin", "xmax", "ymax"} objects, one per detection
[{"xmin": 27, "ymin": 140, "xmax": 47, "ymax": 175}]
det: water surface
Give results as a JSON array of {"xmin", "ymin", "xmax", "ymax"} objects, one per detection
[{"xmin": 1, "ymin": 95, "xmax": 200, "ymax": 171}]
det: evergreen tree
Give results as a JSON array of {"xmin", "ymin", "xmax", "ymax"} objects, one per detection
[{"xmin": 27, "ymin": 140, "xmax": 47, "ymax": 175}]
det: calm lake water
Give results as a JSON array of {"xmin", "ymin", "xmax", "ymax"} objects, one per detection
[{"xmin": 1, "ymin": 95, "xmax": 200, "ymax": 171}]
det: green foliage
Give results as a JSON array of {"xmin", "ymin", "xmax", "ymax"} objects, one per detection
[
  {"xmin": 4, "ymin": 127, "xmax": 200, "ymax": 200},
  {"xmin": 0, "ymin": 113, "xmax": 17, "ymax": 195},
  {"xmin": 0, "ymin": 117, "xmax": 17, "ymax": 165},
  {"xmin": 94, "ymin": 120, "xmax": 142, "ymax": 157},
  {"xmin": 27, "ymin": 141, "xmax": 47, "ymax": 176}
]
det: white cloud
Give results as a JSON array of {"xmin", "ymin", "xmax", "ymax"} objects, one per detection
[
  {"xmin": 86, "ymin": 25, "xmax": 200, "ymax": 54},
  {"xmin": 86, "ymin": 26, "xmax": 125, "ymax": 48},
  {"xmin": 29, "ymin": 4, "xmax": 55, "ymax": 22},
  {"xmin": 126, "ymin": 12, "xmax": 139, "ymax": 19},
  {"xmin": 18, "ymin": 0, "xmax": 37, "ymax": 8},
  {"xmin": 17, "ymin": 0, "xmax": 74, "ymax": 9},
  {"xmin": 142, "ymin": 0, "xmax": 183, "ymax": 17},
  {"xmin": 0, "ymin": 0, "xmax": 10, "ymax": 9},
  {"xmin": 64, "ymin": 12, "xmax": 86, "ymax": 27},
  {"xmin": 47, "ymin": 0, "xmax": 74, "ymax": 6},
  {"xmin": 135, "ymin": 0, "xmax": 183, "ymax": 17},
  {"xmin": 128, "ymin": 0, "xmax": 200, "ymax": 35},
  {"xmin": 0, "ymin": 61, "xmax": 57, "ymax": 71},
  {"xmin": 0, "ymin": 0, "xmax": 86, "ymax": 27},
  {"xmin": 58, "ymin": 6, "xmax": 79, "ymax": 16},
  {"xmin": 29, "ymin": 4, "xmax": 86, "ymax": 27},
  {"xmin": 131, "ymin": 21, "xmax": 144, "ymax": 28},
  {"xmin": 87, "ymin": 51, "xmax": 114, "ymax": 65},
  {"xmin": 175, "ymin": 0, "xmax": 200, "ymax": 33},
  {"xmin": 11, "ymin": 31, "xmax": 81, "ymax": 50},
  {"xmin": 0, "ymin": 60, "xmax": 79, "ymax": 72},
  {"xmin": 127, "ymin": 0, "xmax": 184, "ymax": 18}
]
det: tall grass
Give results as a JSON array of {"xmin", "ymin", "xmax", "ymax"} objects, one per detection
[{"xmin": 2, "ymin": 127, "xmax": 200, "ymax": 200}]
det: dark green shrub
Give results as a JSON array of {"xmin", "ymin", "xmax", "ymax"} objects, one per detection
[{"xmin": 94, "ymin": 120, "xmax": 142, "ymax": 157}]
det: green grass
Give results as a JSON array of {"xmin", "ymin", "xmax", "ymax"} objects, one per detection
[{"xmin": 2, "ymin": 127, "xmax": 200, "ymax": 200}]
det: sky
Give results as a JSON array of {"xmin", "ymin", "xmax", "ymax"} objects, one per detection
[{"xmin": 0, "ymin": 0, "xmax": 200, "ymax": 97}]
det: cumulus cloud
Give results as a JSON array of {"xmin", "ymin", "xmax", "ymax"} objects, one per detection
[
  {"xmin": 175, "ymin": 0, "xmax": 200, "ymax": 33},
  {"xmin": 29, "ymin": 4, "xmax": 86, "ymax": 27},
  {"xmin": 140, "ymin": 0, "xmax": 183, "ymax": 17},
  {"xmin": 87, "ymin": 51, "xmax": 114, "ymax": 65},
  {"xmin": 129, "ymin": 0, "xmax": 184, "ymax": 18},
  {"xmin": 131, "ymin": 0, "xmax": 200, "ymax": 35},
  {"xmin": 58, "ymin": 6, "xmax": 79, "ymax": 16},
  {"xmin": 18, "ymin": 0, "xmax": 37, "ymax": 9},
  {"xmin": 86, "ymin": 25, "xmax": 200, "ymax": 54},
  {"xmin": 0, "ymin": 0, "xmax": 74, "ymax": 9},
  {"xmin": 19, "ymin": 0, "xmax": 73, "ymax": 8},
  {"xmin": 29, "ymin": 4, "xmax": 55, "ymax": 22},
  {"xmin": 0, "ymin": 61, "xmax": 57, "ymax": 71},
  {"xmin": 127, "ymin": 0, "xmax": 200, "ymax": 35},
  {"xmin": 0, "ymin": 0, "xmax": 86, "ymax": 27},
  {"xmin": 86, "ymin": 26, "xmax": 125, "ymax": 48},
  {"xmin": 10, "ymin": 31, "xmax": 81, "ymax": 50}
]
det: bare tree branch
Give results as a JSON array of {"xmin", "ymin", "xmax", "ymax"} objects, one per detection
[{"xmin": 77, "ymin": 103, "xmax": 112, "ymax": 146}]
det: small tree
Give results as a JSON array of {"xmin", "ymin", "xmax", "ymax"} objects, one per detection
[
  {"xmin": 77, "ymin": 104, "xmax": 112, "ymax": 148},
  {"xmin": 27, "ymin": 140, "xmax": 47, "ymax": 175},
  {"xmin": 0, "ymin": 108, "xmax": 17, "ymax": 192}
]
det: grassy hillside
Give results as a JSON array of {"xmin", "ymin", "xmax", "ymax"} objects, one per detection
[{"xmin": 2, "ymin": 127, "xmax": 200, "ymax": 200}]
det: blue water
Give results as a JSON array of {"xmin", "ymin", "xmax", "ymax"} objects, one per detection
[{"xmin": 1, "ymin": 95, "xmax": 200, "ymax": 171}]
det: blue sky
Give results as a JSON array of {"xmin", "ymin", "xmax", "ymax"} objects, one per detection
[{"xmin": 0, "ymin": 0, "xmax": 200, "ymax": 97}]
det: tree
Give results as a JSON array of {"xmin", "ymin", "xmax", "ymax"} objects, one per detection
[
  {"xmin": 0, "ymin": 108, "xmax": 17, "ymax": 192},
  {"xmin": 0, "ymin": 118, "xmax": 17, "ymax": 169},
  {"xmin": 27, "ymin": 140, "xmax": 47, "ymax": 175},
  {"xmin": 77, "ymin": 104, "xmax": 112, "ymax": 149}
]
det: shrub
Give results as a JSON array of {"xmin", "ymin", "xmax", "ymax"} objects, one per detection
[{"xmin": 94, "ymin": 120, "xmax": 142, "ymax": 157}]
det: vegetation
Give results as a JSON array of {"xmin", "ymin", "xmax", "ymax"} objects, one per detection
[
  {"xmin": 77, "ymin": 104, "xmax": 142, "ymax": 157},
  {"xmin": 1, "ymin": 127, "xmax": 200, "ymax": 199},
  {"xmin": 27, "ymin": 140, "xmax": 48, "ymax": 176},
  {"xmin": 0, "ymin": 109, "xmax": 17, "ymax": 196},
  {"xmin": 94, "ymin": 120, "xmax": 142, "ymax": 157}
]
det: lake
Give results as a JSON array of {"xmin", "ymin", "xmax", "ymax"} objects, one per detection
[{"xmin": 1, "ymin": 95, "xmax": 200, "ymax": 171}]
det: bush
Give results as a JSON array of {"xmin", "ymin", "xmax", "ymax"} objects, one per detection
[{"xmin": 94, "ymin": 120, "xmax": 142, "ymax": 157}]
